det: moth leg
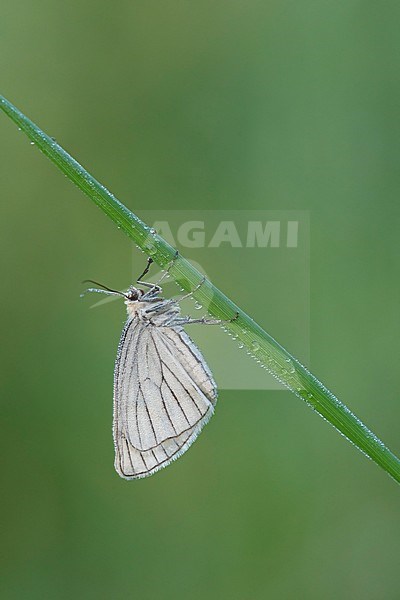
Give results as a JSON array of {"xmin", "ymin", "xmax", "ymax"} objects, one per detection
[
  {"xmin": 136, "ymin": 257, "xmax": 154, "ymax": 282},
  {"xmin": 175, "ymin": 276, "xmax": 207, "ymax": 302},
  {"xmin": 137, "ymin": 250, "xmax": 180, "ymax": 291},
  {"xmin": 173, "ymin": 311, "xmax": 239, "ymax": 326},
  {"xmin": 156, "ymin": 252, "xmax": 209, "ymax": 302},
  {"xmin": 138, "ymin": 281, "xmax": 161, "ymax": 293},
  {"xmin": 157, "ymin": 249, "xmax": 180, "ymax": 284}
]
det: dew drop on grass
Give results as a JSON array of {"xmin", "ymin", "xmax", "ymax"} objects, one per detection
[
  {"xmin": 145, "ymin": 243, "xmax": 157, "ymax": 256},
  {"xmin": 251, "ymin": 341, "xmax": 260, "ymax": 351}
]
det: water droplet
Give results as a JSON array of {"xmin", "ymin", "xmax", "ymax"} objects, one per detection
[
  {"xmin": 238, "ymin": 342, "xmax": 244, "ymax": 349},
  {"xmin": 149, "ymin": 228, "xmax": 157, "ymax": 235},
  {"xmin": 30, "ymin": 141, "xmax": 35, "ymax": 145},
  {"xmin": 194, "ymin": 302, "xmax": 203, "ymax": 310},
  {"xmin": 144, "ymin": 243, "xmax": 157, "ymax": 255},
  {"xmin": 251, "ymin": 341, "xmax": 260, "ymax": 351}
]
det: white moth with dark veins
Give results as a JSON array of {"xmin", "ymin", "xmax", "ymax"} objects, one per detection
[{"xmin": 85, "ymin": 269, "xmax": 230, "ymax": 480}]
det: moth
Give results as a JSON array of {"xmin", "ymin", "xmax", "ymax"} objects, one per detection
[{"xmin": 84, "ymin": 262, "xmax": 234, "ymax": 480}]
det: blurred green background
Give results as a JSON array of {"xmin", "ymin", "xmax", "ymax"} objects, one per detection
[{"xmin": 1, "ymin": 2, "xmax": 400, "ymax": 599}]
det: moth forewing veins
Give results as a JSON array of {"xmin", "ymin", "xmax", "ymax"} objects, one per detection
[
  {"xmin": 160, "ymin": 328, "xmax": 217, "ymax": 404},
  {"xmin": 112, "ymin": 294, "xmax": 217, "ymax": 480}
]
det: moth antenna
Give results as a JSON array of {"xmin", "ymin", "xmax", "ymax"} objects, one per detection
[{"xmin": 81, "ymin": 280, "xmax": 127, "ymax": 298}]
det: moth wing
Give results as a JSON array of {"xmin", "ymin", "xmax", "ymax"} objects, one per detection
[
  {"xmin": 160, "ymin": 327, "xmax": 217, "ymax": 405},
  {"xmin": 113, "ymin": 318, "xmax": 216, "ymax": 480}
]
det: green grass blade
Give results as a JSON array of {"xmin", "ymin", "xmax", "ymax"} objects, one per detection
[{"xmin": 2, "ymin": 94, "xmax": 399, "ymax": 484}]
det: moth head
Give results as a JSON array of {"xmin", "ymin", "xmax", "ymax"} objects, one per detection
[{"xmin": 125, "ymin": 286, "xmax": 144, "ymax": 302}]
